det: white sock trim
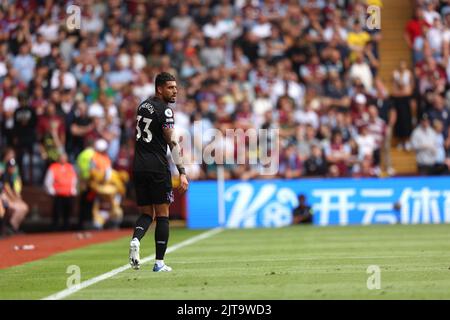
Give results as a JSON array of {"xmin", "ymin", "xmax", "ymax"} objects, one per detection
[{"xmin": 155, "ymin": 259, "xmax": 164, "ymax": 267}]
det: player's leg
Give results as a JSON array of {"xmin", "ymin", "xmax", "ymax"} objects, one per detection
[
  {"xmin": 129, "ymin": 205, "xmax": 154, "ymax": 270},
  {"xmin": 130, "ymin": 171, "xmax": 156, "ymax": 269},
  {"xmin": 132, "ymin": 205, "xmax": 155, "ymax": 240},
  {"xmin": 153, "ymin": 203, "xmax": 172, "ymax": 272}
]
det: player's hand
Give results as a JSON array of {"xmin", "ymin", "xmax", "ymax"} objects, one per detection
[{"xmin": 178, "ymin": 174, "xmax": 189, "ymax": 194}]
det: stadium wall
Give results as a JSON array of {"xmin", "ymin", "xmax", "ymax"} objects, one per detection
[{"xmin": 187, "ymin": 177, "xmax": 450, "ymax": 228}]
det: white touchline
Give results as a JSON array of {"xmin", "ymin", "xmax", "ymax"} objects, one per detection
[{"xmin": 42, "ymin": 227, "xmax": 224, "ymax": 300}]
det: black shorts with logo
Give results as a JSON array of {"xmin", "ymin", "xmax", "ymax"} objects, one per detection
[{"xmin": 133, "ymin": 171, "xmax": 174, "ymax": 206}]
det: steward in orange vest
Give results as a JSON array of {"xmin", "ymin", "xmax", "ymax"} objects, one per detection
[{"xmin": 44, "ymin": 153, "xmax": 78, "ymax": 230}]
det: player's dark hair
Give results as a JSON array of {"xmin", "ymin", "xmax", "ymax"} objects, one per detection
[{"xmin": 155, "ymin": 72, "xmax": 176, "ymax": 91}]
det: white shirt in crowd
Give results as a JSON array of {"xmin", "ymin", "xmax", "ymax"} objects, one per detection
[
  {"xmin": 423, "ymin": 10, "xmax": 441, "ymax": 25},
  {"xmin": 2, "ymin": 96, "xmax": 19, "ymax": 129},
  {"xmin": 118, "ymin": 53, "xmax": 147, "ymax": 71},
  {"xmin": 203, "ymin": 21, "xmax": 230, "ymax": 39},
  {"xmin": 51, "ymin": 70, "xmax": 77, "ymax": 90},
  {"xmin": 133, "ymin": 83, "xmax": 155, "ymax": 102},
  {"xmin": 411, "ymin": 125, "xmax": 440, "ymax": 165},
  {"xmin": 323, "ymin": 26, "xmax": 348, "ymax": 42},
  {"xmin": 252, "ymin": 96, "xmax": 272, "ymax": 116},
  {"xmin": 393, "ymin": 69, "xmax": 412, "ymax": 88},
  {"xmin": 83, "ymin": 15, "xmax": 104, "ymax": 34},
  {"xmin": 349, "ymin": 61, "xmax": 373, "ymax": 91},
  {"xmin": 295, "ymin": 109, "xmax": 319, "ymax": 129},
  {"xmin": 355, "ymin": 133, "xmax": 377, "ymax": 160},
  {"xmin": 38, "ymin": 22, "xmax": 59, "ymax": 42},
  {"xmin": 31, "ymin": 39, "xmax": 51, "ymax": 58},
  {"xmin": 104, "ymin": 33, "xmax": 124, "ymax": 48},
  {"xmin": 251, "ymin": 22, "xmax": 272, "ymax": 39},
  {"xmin": 88, "ymin": 102, "xmax": 119, "ymax": 120},
  {"xmin": 271, "ymin": 79, "xmax": 305, "ymax": 108},
  {"xmin": 0, "ymin": 60, "xmax": 7, "ymax": 78},
  {"xmin": 88, "ymin": 101, "xmax": 105, "ymax": 118},
  {"xmin": 427, "ymin": 26, "xmax": 444, "ymax": 54}
]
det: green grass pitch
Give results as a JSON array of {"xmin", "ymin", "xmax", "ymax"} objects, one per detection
[{"xmin": 1, "ymin": 224, "xmax": 450, "ymax": 299}]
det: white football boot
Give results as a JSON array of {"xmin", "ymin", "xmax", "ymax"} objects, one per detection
[
  {"xmin": 129, "ymin": 238, "xmax": 141, "ymax": 270},
  {"xmin": 153, "ymin": 261, "xmax": 172, "ymax": 272}
]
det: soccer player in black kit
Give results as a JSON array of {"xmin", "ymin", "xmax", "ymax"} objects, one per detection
[{"xmin": 129, "ymin": 72, "xmax": 189, "ymax": 272}]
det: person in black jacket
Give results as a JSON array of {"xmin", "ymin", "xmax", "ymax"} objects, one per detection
[
  {"xmin": 304, "ymin": 144, "xmax": 328, "ymax": 177},
  {"xmin": 13, "ymin": 93, "xmax": 37, "ymax": 185},
  {"xmin": 292, "ymin": 194, "xmax": 313, "ymax": 224}
]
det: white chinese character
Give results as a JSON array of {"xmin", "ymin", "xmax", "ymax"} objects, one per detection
[
  {"xmin": 359, "ymin": 189, "xmax": 396, "ymax": 225},
  {"xmin": 442, "ymin": 191, "xmax": 450, "ymax": 223},
  {"xmin": 399, "ymin": 188, "xmax": 441, "ymax": 224},
  {"xmin": 312, "ymin": 189, "xmax": 355, "ymax": 226}
]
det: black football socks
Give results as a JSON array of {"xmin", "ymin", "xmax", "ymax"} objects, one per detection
[
  {"xmin": 132, "ymin": 214, "xmax": 153, "ymax": 242},
  {"xmin": 155, "ymin": 216, "xmax": 169, "ymax": 260}
]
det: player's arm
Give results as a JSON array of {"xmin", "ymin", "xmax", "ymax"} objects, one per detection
[{"xmin": 162, "ymin": 127, "xmax": 189, "ymax": 194}]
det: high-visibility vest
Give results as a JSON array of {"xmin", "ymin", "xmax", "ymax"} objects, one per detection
[
  {"xmin": 46, "ymin": 163, "xmax": 78, "ymax": 197},
  {"xmin": 76, "ymin": 147, "xmax": 95, "ymax": 180},
  {"xmin": 91, "ymin": 152, "xmax": 112, "ymax": 173}
]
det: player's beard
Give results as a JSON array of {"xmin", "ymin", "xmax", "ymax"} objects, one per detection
[{"xmin": 163, "ymin": 94, "xmax": 176, "ymax": 104}]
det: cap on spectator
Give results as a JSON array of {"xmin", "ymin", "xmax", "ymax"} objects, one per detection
[
  {"xmin": 7, "ymin": 158, "xmax": 16, "ymax": 167},
  {"xmin": 420, "ymin": 113, "xmax": 430, "ymax": 121},
  {"xmin": 355, "ymin": 93, "xmax": 367, "ymax": 105},
  {"xmin": 94, "ymin": 139, "xmax": 108, "ymax": 152}
]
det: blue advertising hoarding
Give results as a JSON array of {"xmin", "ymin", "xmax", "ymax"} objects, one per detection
[{"xmin": 187, "ymin": 177, "xmax": 450, "ymax": 228}]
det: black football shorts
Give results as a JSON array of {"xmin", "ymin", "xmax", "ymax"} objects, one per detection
[{"xmin": 133, "ymin": 171, "xmax": 174, "ymax": 206}]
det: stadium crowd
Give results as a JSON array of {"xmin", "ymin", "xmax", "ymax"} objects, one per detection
[
  {"xmin": 404, "ymin": 0, "xmax": 450, "ymax": 176},
  {"xmin": 1, "ymin": 0, "xmax": 450, "ymax": 233}
]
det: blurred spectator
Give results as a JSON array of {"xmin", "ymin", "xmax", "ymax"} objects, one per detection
[
  {"xmin": 90, "ymin": 165, "xmax": 128, "ymax": 230},
  {"xmin": 404, "ymin": 7, "xmax": 427, "ymax": 64},
  {"xmin": 391, "ymin": 60, "xmax": 415, "ymax": 149},
  {"xmin": 352, "ymin": 154, "xmax": 379, "ymax": 178},
  {"xmin": 324, "ymin": 131, "xmax": 351, "ymax": 177},
  {"xmin": 423, "ymin": 0, "xmax": 440, "ymax": 25},
  {"xmin": 89, "ymin": 139, "xmax": 113, "ymax": 229},
  {"xmin": 44, "ymin": 152, "xmax": 78, "ymax": 231},
  {"xmin": 31, "ymin": 33, "xmax": 51, "ymax": 58},
  {"xmin": 427, "ymin": 94, "xmax": 449, "ymax": 133},
  {"xmin": 76, "ymin": 143, "xmax": 95, "ymax": 230},
  {"xmin": 233, "ymin": 150, "xmax": 260, "ymax": 181},
  {"xmin": 12, "ymin": 44, "xmax": 35, "ymax": 84},
  {"xmin": 2, "ymin": 87, "xmax": 20, "ymax": 147},
  {"xmin": 355, "ymin": 124, "xmax": 377, "ymax": 162},
  {"xmin": 432, "ymin": 118, "xmax": 449, "ymax": 174},
  {"xmin": 292, "ymin": 194, "xmax": 313, "ymax": 224},
  {"xmin": 347, "ymin": 20, "xmax": 371, "ymax": 55},
  {"xmin": 91, "ymin": 139, "xmax": 112, "ymax": 179},
  {"xmin": 13, "ymin": 92, "xmax": 37, "ymax": 185},
  {"xmin": 69, "ymin": 101, "xmax": 94, "ymax": 162},
  {"xmin": 303, "ymin": 144, "xmax": 328, "ymax": 177},
  {"xmin": 349, "ymin": 51, "xmax": 373, "ymax": 92},
  {"xmin": 37, "ymin": 102, "xmax": 65, "ymax": 175},
  {"xmin": 170, "ymin": 4, "xmax": 194, "ymax": 38},
  {"xmin": 0, "ymin": 150, "xmax": 29, "ymax": 235},
  {"xmin": 366, "ymin": 105, "xmax": 387, "ymax": 167},
  {"xmin": 0, "ymin": 186, "xmax": 5, "ymax": 233},
  {"xmin": 279, "ymin": 143, "xmax": 302, "ymax": 179},
  {"xmin": 411, "ymin": 114, "xmax": 440, "ymax": 175}
]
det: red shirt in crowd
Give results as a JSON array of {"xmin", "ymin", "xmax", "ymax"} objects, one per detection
[
  {"xmin": 405, "ymin": 18, "xmax": 430, "ymax": 46},
  {"xmin": 37, "ymin": 114, "xmax": 65, "ymax": 140}
]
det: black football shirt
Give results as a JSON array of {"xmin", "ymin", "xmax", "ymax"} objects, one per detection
[{"xmin": 133, "ymin": 96, "xmax": 175, "ymax": 173}]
